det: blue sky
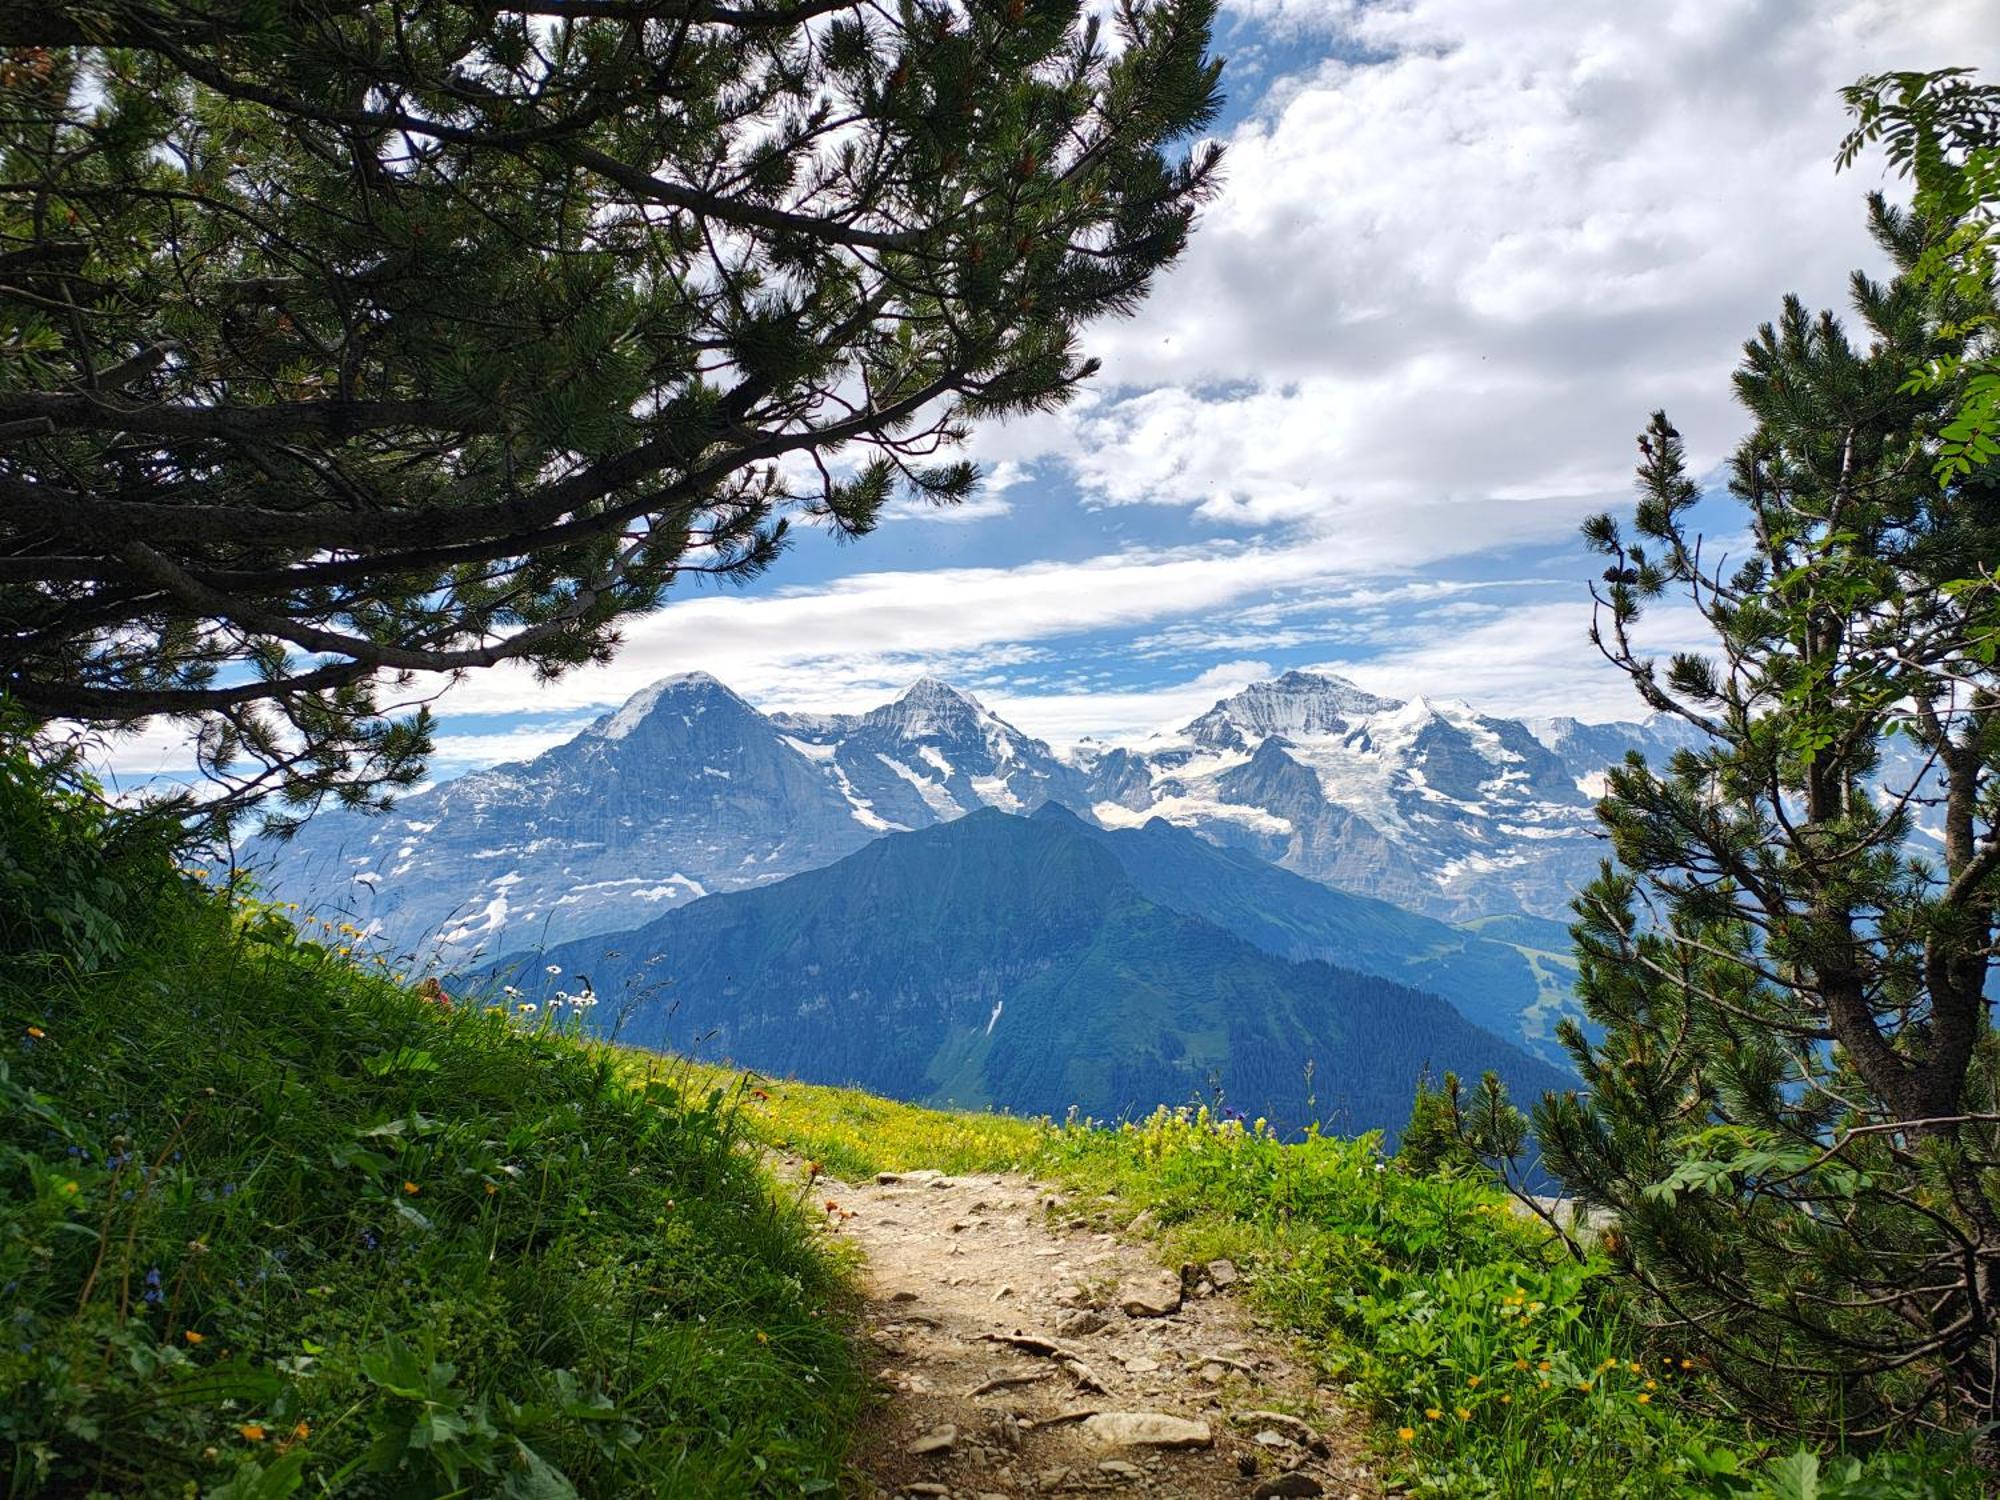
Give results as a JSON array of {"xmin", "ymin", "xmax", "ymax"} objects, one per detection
[{"xmin": 101, "ymin": 0, "xmax": 2000, "ymax": 785}]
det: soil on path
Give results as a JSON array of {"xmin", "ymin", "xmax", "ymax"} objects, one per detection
[{"xmin": 812, "ymin": 1164, "xmax": 1387, "ymax": 1500}]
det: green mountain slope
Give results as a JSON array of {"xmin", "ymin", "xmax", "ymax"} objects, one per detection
[
  {"xmin": 487, "ymin": 809, "xmax": 1571, "ymax": 1137},
  {"xmin": 1044, "ymin": 805, "xmax": 1581, "ymax": 1063}
]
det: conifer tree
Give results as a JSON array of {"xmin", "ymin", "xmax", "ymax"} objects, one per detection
[
  {"xmin": 0, "ymin": 0, "xmax": 1221, "ymax": 822},
  {"xmin": 1528, "ymin": 169, "xmax": 2000, "ymax": 1447}
]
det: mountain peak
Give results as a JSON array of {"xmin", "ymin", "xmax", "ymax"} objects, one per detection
[
  {"xmin": 866, "ymin": 676, "xmax": 992, "ymax": 739},
  {"xmin": 898, "ymin": 675, "xmax": 981, "ymax": 707},
  {"xmin": 594, "ymin": 671, "xmax": 749, "ymax": 741},
  {"xmin": 1183, "ymin": 670, "xmax": 1404, "ymax": 749}
]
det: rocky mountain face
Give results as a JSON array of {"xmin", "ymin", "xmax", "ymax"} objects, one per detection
[
  {"xmin": 252, "ymin": 673, "xmax": 1084, "ymax": 962},
  {"xmin": 1082, "ymin": 670, "xmax": 1700, "ymax": 922},
  {"xmin": 485, "ymin": 806, "xmax": 1574, "ymax": 1138}
]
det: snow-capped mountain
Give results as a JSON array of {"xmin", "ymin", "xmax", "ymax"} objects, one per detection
[
  {"xmin": 251, "ymin": 673, "xmax": 1084, "ymax": 960},
  {"xmin": 1081, "ymin": 670, "xmax": 1700, "ymax": 922},
  {"xmin": 769, "ymin": 676, "xmax": 1091, "ymax": 830}
]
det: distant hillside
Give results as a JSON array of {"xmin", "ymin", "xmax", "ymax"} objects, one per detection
[
  {"xmin": 483, "ymin": 808, "xmax": 1572, "ymax": 1138},
  {"xmin": 1043, "ymin": 805, "xmax": 1580, "ymax": 1063}
]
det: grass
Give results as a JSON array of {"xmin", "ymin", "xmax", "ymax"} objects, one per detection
[
  {"xmin": 686, "ymin": 1065, "xmax": 1979, "ymax": 1499},
  {"xmin": 0, "ymin": 745, "xmax": 863, "ymax": 1498}
]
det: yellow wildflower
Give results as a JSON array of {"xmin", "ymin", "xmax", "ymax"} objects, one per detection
[
  {"xmin": 402, "ymin": 1181, "xmax": 420, "ymax": 1195},
  {"xmin": 1500, "ymin": 1393, "xmax": 1513, "ymax": 1405},
  {"xmin": 239, "ymin": 1424, "xmax": 265, "ymax": 1441},
  {"xmin": 1466, "ymin": 1375, "xmax": 1481, "ymax": 1388},
  {"xmin": 25, "ymin": 1025, "xmax": 44, "ymax": 1039},
  {"xmin": 1397, "ymin": 1426, "xmax": 1415, "ymax": 1443},
  {"xmin": 184, "ymin": 1330, "xmax": 205, "ymax": 1345},
  {"xmin": 1637, "ymin": 1393, "xmax": 1652, "ymax": 1405},
  {"xmin": 1454, "ymin": 1407, "xmax": 1471, "ymax": 1421},
  {"xmin": 291, "ymin": 1422, "xmax": 310, "ymax": 1440},
  {"xmin": 1424, "ymin": 1407, "xmax": 1441, "ymax": 1421}
]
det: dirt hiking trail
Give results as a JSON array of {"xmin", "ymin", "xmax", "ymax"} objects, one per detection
[{"xmin": 809, "ymin": 1163, "xmax": 1389, "ymax": 1499}]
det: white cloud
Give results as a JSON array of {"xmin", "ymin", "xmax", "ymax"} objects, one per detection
[
  {"xmin": 1053, "ymin": 0, "xmax": 1997, "ymax": 534},
  {"xmin": 1322, "ymin": 599, "xmax": 1718, "ymax": 722}
]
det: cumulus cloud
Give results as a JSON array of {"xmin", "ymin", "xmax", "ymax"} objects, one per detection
[{"xmin": 1060, "ymin": 0, "xmax": 1996, "ymax": 530}]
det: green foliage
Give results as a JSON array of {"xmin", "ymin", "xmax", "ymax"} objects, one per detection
[
  {"xmin": 1841, "ymin": 70, "xmax": 2000, "ymax": 483},
  {"xmin": 0, "ymin": 747, "xmax": 859, "ymax": 1496},
  {"xmin": 1544, "ymin": 103, "xmax": 2000, "ymax": 1454},
  {"xmin": 0, "ymin": 0, "xmax": 1222, "ymax": 820}
]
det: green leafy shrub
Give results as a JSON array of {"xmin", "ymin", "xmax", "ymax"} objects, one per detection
[{"xmin": 0, "ymin": 743, "xmax": 859, "ymax": 1496}]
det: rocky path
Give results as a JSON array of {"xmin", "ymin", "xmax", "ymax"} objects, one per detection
[{"xmin": 817, "ymin": 1165, "xmax": 1386, "ymax": 1500}]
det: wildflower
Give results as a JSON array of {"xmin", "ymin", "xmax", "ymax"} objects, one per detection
[
  {"xmin": 1424, "ymin": 1407, "xmax": 1441, "ymax": 1421},
  {"xmin": 756, "ymin": 1331, "xmax": 770, "ymax": 1344},
  {"xmin": 504, "ymin": 986, "xmax": 520, "ymax": 997},
  {"xmin": 58, "ymin": 1180, "xmax": 78, "ymax": 1195},
  {"xmin": 485, "ymin": 1182, "xmax": 497, "ymax": 1196},
  {"xmin": 291, "ymin": 1422, "xmax": 310, "ymax": 1440},
  {"xmin": 1644, "ymin": 1379, "xmax": 1657, "ymax": 1391},
  {"xmin": 184, "ymin": 1330, "xmax": 206, "ymax": 1345},
  {"xmin": 1627, "ymin": 1361, "xmax": 1641, "ymax": 1374},
  {"xmin": 239, "ymin": 1424, "xmax": 265, "ymax": 1441},
  {"xmin": 518, "ymin": 1002, "xmax": 537, "ymax": 1014},
  {"xmin": 1577, "ymin": 1381, "xmax": 1591, "ymax": 1392},
  {"xmin": 1513, "ymin": 1358, "xmax": 1529, "ymax": 1372},
  {"xmin": 1500, "ymin": 1393, "xmax": 1512, "ymax": 1405},
  {"xmin": 1466, "ymin": 1375, "xmax": 1481, "ymax": 1388},
  {"xmin": 25, "ymin": 1026, "xmax": 44, "ymax": 1039},
  {"xmin": 402, "ymin": 1181, "xmax": 420, "ymax": 1195},
  {"xmin": 1397, "ymin": 1426, "xmax": 1415, "ymax": 1443},
  {"xmin": 1454, "ymin": 1407, "xmax": 1471, "ymax": 1421},
  {"xmin": 546, "ymin": 964, "xmax": 562, "ymax": 975},
  {"xmin": 805, "ymin": 1160, "xmax": 823, "ymax": 1180},
  {"xmin": 1637, "ymin": 1393, "xmax": 1652, "ymax": 1405},
  {"xmin": 1679, "ymin": 1358, "xmax": 1694, "ymax": 1370},
  {"xmin": 1537, "ymin": 1360, "xmax": 1551, "ymax": 1371}
]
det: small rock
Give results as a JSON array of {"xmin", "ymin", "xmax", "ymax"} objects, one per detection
[
  {"xmin": 901, "ymin": 1486, "xmax": 950, "ymax": 1498},
  {"xmin": 1122, "ymin": 1355, "xmax": 1161, "ymax": 1374},
  {"xmin": 877, "ymin": 1169, "xmax": 943, "ymax": 1185},
  {"xmin": 1199, "ymin": 1362, "xmax": 1227, "ymax": 1384},
  {"xmin": 1078, "ymin": 1412, "xmax": 1213, "ymax": 1450},
  {"xmin": 1126, "ymin": 1208, "xmax": 1158, "ymax": 1234},
  {"xmin": 907, "ymin": 1424, "xmax": 958, "ymax": 1457},
  {"xmin": 1207, "ymin": 1257, "xmax": 1241, "ymax": 1288},
  {"xmin": 1253, "ymin": 1476, "xmax": 1325, "ymax": 1498},
  {"xmin": 889, "ymin": 1289, "xmax": 921, "ymax": 1303},
  {"xmin": 993, "ymin": 1284, "xmax": 1015, "ymax": 1301},
  {"xmin": 1053, "ymin": 1283, "xmax": 1092, "ymax": 1307},
  {"xmin": 1119, "ymin": 1274, "xmax": 1183, "ymax": 1318},
  {"xmin": 1098, "ymin": 1459, "xmax": 1145, "ymax": 1481},
  {"xmin": 1253, "ymin": 1429, "xmax": 1294, "ymax": 1449},
  {"xmin": 1056, "ymin": 1310, "xmax": 1107, "ymax": 1338},
  {"xmin": 1231, "ymin": 1411, "xmax": 1316, "ymax": 1444}
]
